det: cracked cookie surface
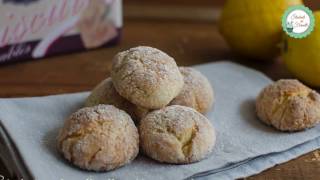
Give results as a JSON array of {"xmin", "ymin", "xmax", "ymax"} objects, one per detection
[
  {"xmin": 57, "ymin": 105, "xmax": 139, "ymax": 171},
  {"xmin": 170, "ymin": 67, "xmax": 214, "ymax": 114},
  {"xmin": 256, "ymin": 79, "xmax": 320, "ymax": 131},
  {"xmin": 111, "ymin": 46, "xmax": 184, "ymax": 109},
  {"xmin": 85, "ymin": 77, "xmax": 149, "ymax": 123},
  {"xmin": 139, "ymin": 105, "xmax": 216, "ymax": 164}
]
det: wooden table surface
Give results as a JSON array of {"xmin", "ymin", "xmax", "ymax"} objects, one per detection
[{"xmin": 0, "ymin": 1, "xmax": 320, "ymax": 179}]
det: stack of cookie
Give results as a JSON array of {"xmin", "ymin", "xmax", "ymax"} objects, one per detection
[{"xmin": 56, "ymin": 46, "xmax": 216, "ymax": 171}]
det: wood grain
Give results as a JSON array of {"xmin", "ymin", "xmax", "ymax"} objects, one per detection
[
  {"xmin": 124, "ymin": 5, "xmax": 220, "ymax": 22},
  {"xmin": 124, "ymin": 0, "xmax": 320, "ymax": 10},
  {"xmin": 0, "ymin": 1, "xmax": 319, "ymax": 180}
]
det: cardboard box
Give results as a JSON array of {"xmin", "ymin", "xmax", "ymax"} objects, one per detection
[{"xmin": 0, "ymin": 0, "xmax": 122, "ymax": 64}]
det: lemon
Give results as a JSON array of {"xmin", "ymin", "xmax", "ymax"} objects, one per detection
[
  {"xmin": 283, "ymin": 11, "xmax": 320, "ymax": 86},
  {"xmin": 219, "ymin": 0, "xmax": 302, "ymax": 60}
]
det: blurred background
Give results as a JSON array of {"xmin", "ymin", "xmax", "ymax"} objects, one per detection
[
  {"xmin": 0, "ymin": 0, "xmax": 319, "ymax": 95},
  {"xmin": 124, "ymin": 0, "xmax": 320, "ymax": 18}
]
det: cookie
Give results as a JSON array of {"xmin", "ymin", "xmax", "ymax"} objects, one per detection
[
  {"xmin": 170, "ymin": 67, "xmax": 214, "ymax": 114},
  {"xmin": 57, "ymin": 105, "xmax": 139, "ymax": 171},
  {"xmin": 139, "ymin": 105, "xmax": 216, "ymax": 164},
  {"xmin": 256, "ymin": 79, "xmax": 320, "ymax": 131},
  {"xmin": 85, "ymin": 77, "xmax": 149, "ymax": 122},
  {"xmin": 111, "ymin": 46, "xmax": 184, "ymax": 109}
]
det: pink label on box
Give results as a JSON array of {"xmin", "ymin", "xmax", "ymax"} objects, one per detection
[{"xmin": 0, "ymin": 0, "xmax": 122, "ymax": 63}]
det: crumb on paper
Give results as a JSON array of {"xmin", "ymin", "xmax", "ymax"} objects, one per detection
[{"xmin": 312, "ymin": 150, "xmax": 320, "ymax": 161}]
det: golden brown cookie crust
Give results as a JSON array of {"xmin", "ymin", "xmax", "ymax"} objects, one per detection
[
  {"xmin": 85, "ymin": 77, "xmax": 149, "ymax": 122},
  {"xmin": 170, "ymin": 67, "xmax": 214, "ymax": 114},
  {"xmin": 256, "ymin": 79, "xmax": 320, "ymax": 131},
  {"xmin": 57, "ymin": 105, "xmax": 139, "ymax": 171},
  {"xmin": 139, "ymin": 105, "xmax": 216, "ymax": 164},
  {"xmin": 111, "ymin": 46, "xmax": 184, "ymax": 109}
]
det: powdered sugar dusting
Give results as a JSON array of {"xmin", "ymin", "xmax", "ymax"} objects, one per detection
[
  {"xmin": 256, "ymin": 79, "xmax": 320, "ymax": 131},
  {"xmin": 111, "ymin": 46, "xmax": 184, "ymax": 109},
  {"xmin": 139, "ymin": 105, "xmax": 216, "ymax": 164},
  {"xmin": 85, "ymin": 77, "xmax": 149, "ymax": 122},
  {"xmin": 57, "ymin": 104, "xmax": 139, "ymax": 171},
  {"xmin": 170, "ymin": 67, "xmax": 214, "ymax": 113}
]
